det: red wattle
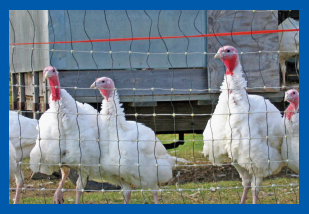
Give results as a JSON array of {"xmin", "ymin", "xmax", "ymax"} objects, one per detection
[
  {"xmin": 226, "ymin": 69, "xmax": 234, "ymax": 76},
  {"xmin": 222, "ymin": 55, "xmax": 239, "ymax": 76},
  {"xmin": 99, "ymin": 89, "xmax": 110, "ymax": 102},
  {"xmin": 285, "ymin": 101, "xmax": 299, "ymax": 120},
  {"xmin": 48, "ymin": 77, "xmax": 61, "ymax": 101}
]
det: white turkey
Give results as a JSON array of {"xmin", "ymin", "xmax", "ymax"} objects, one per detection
[
  {"xmin": 281, "ymin": 89, "xmax": 299, "ymax": 173},
  {"xmin": 278, "ymin": 17, "xmax": 299, "ymax": 86},
  {"xmin": 9, "ymin": 141, "xmax": 23, "ymax": 204},
  {"xmin": 203, "ymin": 46, "xmax": 284, "ymax": 204},
  {"xmin": 90, "ymin": 77, "xmax": 187, "ymax": 204},
  {"xmin": 9, "ymin": 110, "xmax": 38, "ymax": 161},
  {"xmin": 30, "ymin": 66, "xmax": 102, "ymax": 204},
  {"xmin": 9, "ymin": 111, "xmax": 37, "ymax": 204}
]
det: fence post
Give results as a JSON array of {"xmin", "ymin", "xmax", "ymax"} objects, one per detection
[
  {"xmin": 11, "ymin": 73, "xmax": 18, "ymax": 110},
  {"xmin": 33, "ymin": 71, "xmax": 40, "ymax": 119},
  {"xmin": 18, "ymin": 73, "xmax": 26, "ymax": 116}
]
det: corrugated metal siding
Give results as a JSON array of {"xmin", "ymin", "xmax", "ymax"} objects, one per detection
[
  {"xmin": 9, "ymin": 10, "xmax": 49, "ymax": 73},
  {"xmin": 207, "ymin": 10, "xmax": 280, "ymax": 90},
  {"xmin": 48, "ymin": 10, "xmax": 207, "ymax": 70}
]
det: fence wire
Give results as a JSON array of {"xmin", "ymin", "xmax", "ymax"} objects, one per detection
[{"xmin": 9, "ymin": 10, "xmax": 299, "ymax": 204}]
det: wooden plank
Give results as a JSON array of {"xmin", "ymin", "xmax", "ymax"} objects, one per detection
[
  {"xmin": 59, "ymin": 68, "xmax": 208, "ymax": 98},
  {"xmin": 197, "ymin": 99, "xmax": 218, "ymax": 106},
  {"xmin": 26, "ymin": 96, "xmax": 33, "ymax": 111},
  {"xmin": 197, "ymin": 91, "xmax": 285, "ymax": 105},
  {"xmin": 42, "ymin": 72, "xmax": 49, "ymax": 112},
  {"xmin": 76, "ymin": 94, "xmax": 209, "ymax": 103},
  {"xmin": 120, "ymin": 96, "xmax": 286, "ymax": 133},
  {"xmin": 128, "ymin": 101, "xmax": 157, "ymax": 107},
  {"xmin": 123, "ymin": 101, "xmax": 213, "ymax": 132},
  {"xmin": 11, "ymin": 73, "xmax": 18, "ymax": 110},
  {"xmin": 15, "ymin": 73, "xmax": 20, "ymax": 103},
  {"xmin": 207, "ymin": 10, "xmax": 280, "ymax": 90},
  {"xmin": 24, "ymin": 73, "xmax": 33, "ymax": 96},
  {"xmin": 53, "ymin": 97, "xmax": 284, "ymax": 133},
  {"xmin": 38, "ymin": 71, "xmax": 44, "ymax": 96},
  {"xmin": 18, "ymin": 73, "xmax": 26, "ymax": 116},
  {"xmin": 33, "ymin": 72, "xmax": 40, "ymax": 119},
  {"xmin": 76, "ymin": 90, "xmax": 284, "ymax": 104}
]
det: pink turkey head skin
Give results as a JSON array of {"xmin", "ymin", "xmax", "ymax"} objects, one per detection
[
  {"xmin": 285, "ymin": 89, "xmax": 299, "ymax": 120},
  {"xmin": 285, "ymin": 89, "xmax": 299, "ymax": 104},
  {"xmin": 43, "ymin": 66, "xmax": 61, "ymax": 101},
  {"xmin": 91, "ymin": 77, "xmax": 115, "ymax": 102},
  {"xmin": 215, "ymin": 46, "xmax": 239, "ymax": 76}
]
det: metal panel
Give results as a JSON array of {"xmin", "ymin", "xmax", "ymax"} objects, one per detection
[
  {"xmin": 9, "ymin": 10, "xmax": 49, "ymax": 73},
  {"xmin": 207, "ymin": 10, "xmax": 280, "ymax": 90},
  {"xmin": 48, "ymin": 10, "xmax": 207, "ymax": 70}
]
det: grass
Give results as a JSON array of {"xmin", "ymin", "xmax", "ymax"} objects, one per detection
[
  {"xmin": 9, "ymin": 176, "xmax": 298, "ymax": 204},
  {"xmin": 9, "ymin": 134, "xmax": 299, "ymax": 204},
  {"xmin": 158, "ymin": 134, "xmax": 204, "ymax": 162}
]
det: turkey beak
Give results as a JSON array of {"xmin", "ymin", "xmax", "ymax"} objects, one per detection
[
  {"xmin": 90, "ymin": 82, "xmax": 96, "ymax": 89},
  {"xmin": 45, "ymin": 70, "xmax": 52, "ymax": 79},
  {"xmin": 214, "ymin": 53, "xmax": 220, "ymax": 58},
  {"xmin": 284, "ymin": 94, "xmax": 289, "ymax": 102}
]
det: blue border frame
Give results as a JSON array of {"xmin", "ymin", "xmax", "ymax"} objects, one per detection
[{"xmin": 5, "ymin": 2, "xmax": 304, "ymax": 213}]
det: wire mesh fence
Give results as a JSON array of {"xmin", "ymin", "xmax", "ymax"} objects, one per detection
[{"xmin": 9, "ymin": 10, "xmax": 299, "ymax": 204}]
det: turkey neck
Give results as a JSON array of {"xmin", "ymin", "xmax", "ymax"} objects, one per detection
[
  {"xmin": 101, "ymin": 90, "xmax": 126, "ymax": 121},
  {"xmin": 221, "ymin": 54, "xmax": 239, "ymax": 76},
  {"xmin": 48, "ymin": 88, "xmax": 79, "ymax": 125},
  {"xmin": 47, "ymin": 76, "xmax": 61, "ymax": 101},
  {"xmin": 220, "ymin": 62, "xmax": 248, "ymax": 106},
  {"xmin": 285, "ymin": 101, "xmax": 299, "ymax": 121}
]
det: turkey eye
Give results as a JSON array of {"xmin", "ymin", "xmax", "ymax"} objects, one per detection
[
  {"xmin": 102, "ymin": 80, "xmax": 105, "ymax": 83},
  {"xmin": 227, "ymin": 50, "xmax": 230, "ymax": 53},
  {"xmin": 293, "ymin": 92, "xmax": 296, "ymax": 94},
  {"xmin": 53, "ymin": 70, "xmax": 55, "ymax": 73}
]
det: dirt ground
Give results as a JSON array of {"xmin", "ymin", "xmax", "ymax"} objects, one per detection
[{"xmin": 168, "ymin": 164, "xmax": 297, "ymax": 185}]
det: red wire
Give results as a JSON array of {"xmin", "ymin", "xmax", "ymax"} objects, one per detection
[{"xmin": 9, "ymin": 29, "xmax": 299, "ymax": 46}]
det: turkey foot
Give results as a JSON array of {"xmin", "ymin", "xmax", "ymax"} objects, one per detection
[{"xmin": 53, "ymin": 189, "xmax": 64, "ymax": 204}]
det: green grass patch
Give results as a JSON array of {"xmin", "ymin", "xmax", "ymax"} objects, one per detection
[
  {"xmin": 157, "ymin": 134, "xmax": 204, "ymax": 162},
  {"xmin": 10, "ymin": 177, "xmax": 298, "ymax": 204},
  {"xmin": 9, "ymin": 147, "xmax": 299, "ymax": 204}
]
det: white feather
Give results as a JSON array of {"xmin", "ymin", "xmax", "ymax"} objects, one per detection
[
  {"xmin": 9, "ymin": 140, "xmax": 23, "ymax": 204},
  {"xmin": 9, "ymin": 111, "xmax": 38, "ymax": 160},
  {"xmin": 281, "ymin": 112, "xmax": 299, "ymax": 173},
  {"xmin": 203, "ymin": 63, "xmax": 284, "ymax": 188},
  {"xmin": 97, "ymin": 90, "xmax": 184, "ymax": 192},
  {"xmin": 30, "ymin": 89, "xmax": 101, "ymax": 178},
  {"xmin": 9, "ymin": 141, "xmax": 17, "ymax": 181}
]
